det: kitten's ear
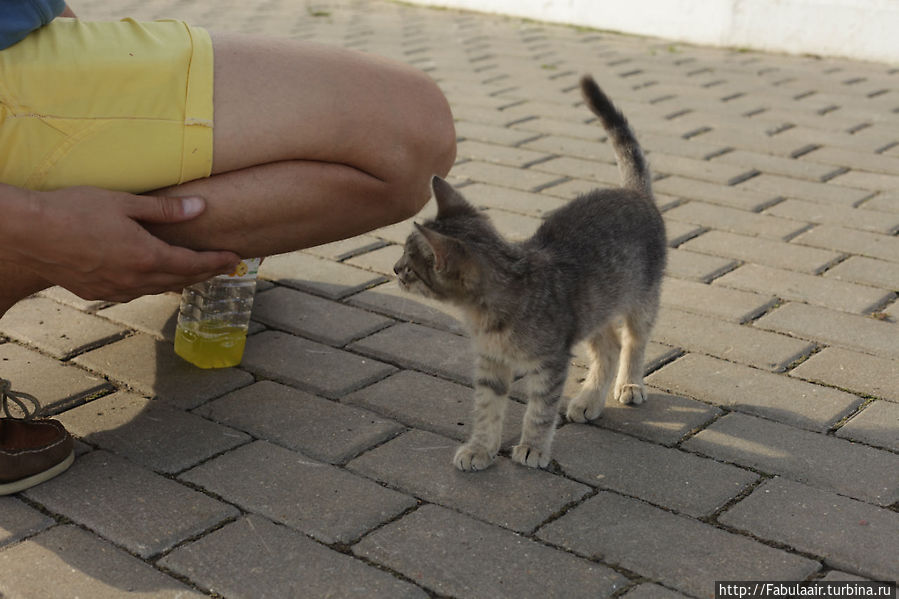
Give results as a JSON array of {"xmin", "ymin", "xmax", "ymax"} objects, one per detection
[
  {"xmin": 414, "ymin": 222, "xmax": 463, "ymax": 273},
  {"xmin": 431, "ymin": 175, "xmax": 475, "ymax": 219}
]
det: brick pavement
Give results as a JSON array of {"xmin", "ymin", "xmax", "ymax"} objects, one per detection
[{"xmin": 1, "ymin": 1, "xmax": 897, "ymax": 597}]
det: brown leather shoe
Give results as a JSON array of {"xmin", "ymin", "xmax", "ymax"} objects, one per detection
[{"xmin": 0, "ymin": 380, "xmax": 74, "ymax": 495}]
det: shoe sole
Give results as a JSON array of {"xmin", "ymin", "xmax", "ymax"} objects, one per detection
[{"xmin": 0, "ymin": 450, "xmax": 75, "ymax": 496}]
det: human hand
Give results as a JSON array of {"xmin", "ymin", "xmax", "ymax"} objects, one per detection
[{"xmin": 4, "ymin": 186, "xmax": 241, "ymax": 302}]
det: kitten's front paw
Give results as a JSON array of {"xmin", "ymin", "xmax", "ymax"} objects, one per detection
[
  {"xmin": 616, "ymin": 383, "xmax": 646, "ymax": 405},
  {"xmin": 565, "ymin": 394, "xmax": 604, "ymax": 423},
  {"xmin": 453, "ymin": 444, "xmax": 496, "ymax": 472},
  {"xmin": 511, "ymin": 444, "xmax": 550, "ymax": 468}
]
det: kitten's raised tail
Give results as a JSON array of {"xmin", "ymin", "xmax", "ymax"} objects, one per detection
[{"xmin": 581, "ymin": 75, "xmax": 652, "ymax": 196}]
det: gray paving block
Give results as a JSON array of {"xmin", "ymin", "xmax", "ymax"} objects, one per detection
[
  {"xmin": 0, "ymin": 343, "xmax": 111, "ymax": 415},
  {"xmin": 72, "ymin": 333, "xmax": 253, "ymax": 410},
  {"xmin": 537, "ymin": 491, "xmax": 818, "ymax": 598},
  {"xmin": 345, "ymin": 244, "xmax": 405, "ymax": 276},
  {"xmin": 712, "ymin": 149, "xmax": 837, "ymax": 182},
  {"xmin": 714, "ymin": 264, "xmax": 893, "ymax": 314},
  {"xmin": 482, "ymin": 207, "xmax": 544, "ymax": 241},
  {"xmin": 664, "ymin": 201, "xmax": 807, "ymax": 240},
  {"xmin": 793, "ymin": 225, "xmax": 899, "ymax": 263},
  {"xmin": 648, "ymin": 353, "xmax": 862, "ymax": 431},
  {"xmin": 354, "ymin": 504, "xmax": 627, "ymax": 599},
  {"xmin": 252, "ymin": 286, "xmax": 393, "ymax": 346},
  {"xmin": 660, "ymin": 277, "xmax": 777, "ymax": 323},
  {"xmin": 57, "ymin": 390, "xmax": 251, "ymax": 474},
  {"xmin": 180, "ymin": 440, "xmax": 416, "ymax": 544},
  {"xmin": 552, "ymin": 425, "xmax": 757, "ymax": 517},
  {"xmin": 665, "ymin": 248, "xmax": 738, "ymax": 282},
  {"xmin": 655, "ymin": 176, "xmax": 775, "ymax": 211},
  {"xmin": 764, "ymin": 198, "xmax": 899, "ymax": 235},
  {"xmin": 452, "ymin": 160, "xmax": 564, "ymax": 192},
  {"xmin": 24, "ymin": 451, "xmax": 238, "ymax": 558},
  {"xmin": 649, "ymin": 153, "xmax": 758, "ymax": 186},
  {"xmin": 720, "ymin": 478, "xmax": 899, "ymax": 580},
  {"xmin": 302, "ymin": 234, "xmax": 387, "ymax": 261},
  {"xmin": 97, "ymin": 293, "xmax": 180, "ymax": 341},
  {"xmin": 38, "ymin": 286, "xmax": 107, "ymax": 312},
  {"xmin": 790, "ymin": 347, "xmax": 899, "ymax": 402},
  {"xmin": 683, "ymin": 412, "xmax": 899, "ymax": 506},
  {"xmin": 652, "ymin": 306, "xmax": 814, "ymax": 371},
  {"xmin": 242, "ymin": 330, "xmax": 396, "ymax": 399},
  {"xmin": 159, "ymin": 515, "xmax": 427, "ymax": 599},
  {"xmin": 0, "ymin": 297, "xmax": 127, "ymax": 359},
  {"xmin": 347, "ymin": 429, "xmax": 590, "ymax": 533},
  {"xmin": 457, "ymin": 139, "xmax": 552, "ymax": 168},
  {"xmin": 0, "ymin": 497, "xmax": 54, "ymax": 549},
  {"xmin": 824, "ymin": 256, "xmax": 899, "ymax": 290},
  {"xmin": 681, "ymin": 230, "xmax": 842, "ymax": 274},
  {"xmin": 343, "ymin": 370, "xmax": 525, "ymax": 445},
  {"xmin": 738, "ymin": 174, "xmax": 870, "ymax": 207},
  {"xmin": 348, "ymin": 280, "xmax": 466, "ymax": 334},
  {"xmin": 621, "ymin": 583, "xmax": 691, "ymax": 599},
  {"xmin": 349, "ymin": 322, "xmax": 474, "ymax": 383},
  {"xmin": 755, "ymin": 303, "xmax": 899, "ymax": 359},
  {"xmin": 455, "ymin": 182, "xmax": 567, "ymax": 217},
  {"xmin": 195, "ymin": 381, "xmax": 403, "ymax": 464},
  {"xmin": 0, "ymin": 525, "xmax": 204, "ymax": 599},
  {"xmin": 836, "ymin": 400, "xmax": 899, "ymax": 451},
  {"xmin": 259, "ymin": 251, "xmax": 387, "ymax": 299},
  {"xmin": 588, "ymin": 389, "xmax": 721, "ymax": 445}
]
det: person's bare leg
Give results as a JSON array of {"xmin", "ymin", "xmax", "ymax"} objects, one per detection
[{"xmin": 146, "ymin": 33, "xmax": 457, "ymax": 256}]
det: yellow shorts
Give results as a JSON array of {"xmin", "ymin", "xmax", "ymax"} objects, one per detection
[{"xmin": 0, "ymin": 18, "xmax": 214, "ymax": 193}]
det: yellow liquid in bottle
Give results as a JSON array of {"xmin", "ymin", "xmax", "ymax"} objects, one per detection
[{"xmin": 174, "ymin": 321, "xmax": 248, "ymax": 369}]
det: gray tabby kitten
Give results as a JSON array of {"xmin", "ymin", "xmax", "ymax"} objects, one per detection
[{"xmin": 394, "ymin": 75, "xmax": 666, "ymax": 471}]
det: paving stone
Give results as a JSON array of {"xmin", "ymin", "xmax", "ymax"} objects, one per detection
[
  {"xmin": 344, "ymin": 370, "xmax": 525, "ymax": 445},
  {"xmin": 344, "ymin": 243, "xmax": 404, "ymax": 276},
  {"xmin": 552, "ymin": 425, "xmax": 757, "ymax": 517},
  {"xmin": 521, "ymin": 135, "xmax": 616, "ymax": 164},
  {"xmin": 764, "ymin": 198, "xmax": 899, "ymax": 235},
  {"xmin": 654, "ymin": 176, "xmax": 776, "ymax": 211},
  {"xmin": 355, "ymin": 504, "xmax": 627, "ymax": 599},
  {"xmin": 531, "ymin": 155, "xmax": 627, "ymax": 183},
  {"xmin": 664, "ymin": 201, "xmax": 807, "ymax": 240},
  {"xmin": 455, "ymin": 182, "xmax": 566, "ymax": 217},
  {"xmin": 195, "ymin": 381, "xmax": 402, "ymax": 464},
  {"xmin": 0, "ymin": 343, "xmax": 111, "ymax": 415},
  {"xmin": 482, "ymin": 207, "xmax": 544, "ymax": 240},
  {"xmin": 97, "ymin": 293, "xmax": 181, "ymax": 341},
  {"xmin": 665, "ymin": 247, "xmax": 737, "ymax": 282},
  {"xmin": 648, "ymin": 153, "xmax": 757, "ymax": 186},
  {"xmin": 790, "ymin": 347, "xmax": 899, "ymax": 402},
  {"xmin": 0, "ymin": 525, "xmax": 204, "ymax": 599},
  {"xmin": 652, "ymin": 306, "xmax": 814, "ymax": 371},
  {"xmin": 347, "ymin": 280, "xmax": 466, "ymax": 334},
  {"xmin": 711, "ymin": 149, "xmax": 837, "ymax": 181},
  {"xmin": 452, "ymin": 160, "xmax": 564, "ymax": 191},
  {"xmin": 720, "ymin": 478, "xmax": 899, "ymax": 581},
  {"xmin": 663, "ymin": 219, "xmax": 705, "ymax": 247},
  {"xmin": 38, "ymin": 286, "xmax": 107, "ymax": 312},
  {"xmin": 72, "ymin": 333, "xmax": 253, "ymax": 410},
  {"xmin": 793, "ymin": 225, "xmax": 899, "ymax": 263},
  {"xmin": 714, "ymin": 263, "xmax": 892, "ymax": 313},
  {"xmin": 737, "ymin": 174, "xmax": 870, "ymax": 207},
  {"xmin": 348, "ymin": 429, "xmax": 590, "ymax": 533},
  {"xmin": 536, "ymin": 491, "xmax": 818, "ymax": 599},
  {"xmin": 24, "ymin": 451, "xmax": 238, "ymax": 558},
  {"xmin": 57, "ymin": 390, "xmax": 250, "ymax": 474},
  {"xmin": 160, "ymin": 515, "xmax": 427, "ymax": 599},
  {"xmin": 455, "ymin": 120, "xmax": 541, "ymax": 146},
  {"xmin": 242, "ymin": 330, "xmax": 396, "ymax": 399},
  {"xmin": 660, "ymin": 277, "xmax": 777, "ymax": 323},
  {"xmin": 835, "ymin": 401, "xmax": 899, "ymax": 451},
  {"xmin": 621, "ymin": 583, "xmax": 691, "ymax": 599},
  {"xmin": 457, "ymin": 139, "xmax": 551, "ymax": 168},
  {"xmin": 0, "ymin": 297, "xmax": 127, "ymax": 360},
  {"xmin": 647, "ymin": 353, "xmax": 862, "ymax": 431},
  {"xmin": 683, "ymin": 413, "xmax": 899, "ymax": 506},
  {"xmin": 302, "ymin": 234, "xmax": 387, "ymax": 261},
  {"xmin": 180, "ymin": 440, "xmax": 416, "ymax": 544},
  {"xmin": 587, "ymin": 388, "xmax": 721, "ymax": 446},
  {"xmin": 349, "ymin": 322, "xmax": 474, "ymax": 384},
  {"xmin": 860, "ymin": 192, "xmax": 899, "ymax": 214},
  {"xmin": 638, "ymin": 131, "xmax": 731, "ymax": 161},
  {"xmin": 823, "ymin": 256, "xmax": 899, "ymax": 290},
  {"xmin": 0, "ymin": 497, "xmax": 54, "ymax": 549},
  {"xmin": 803, "ymin": 146, "xmax": 899, "ymax": 176},
  {"xmin": 252, "ymin": 286, "xmax": 393, "ymax": 346},
  {"xmin": 259, "ymin": 251, "xmax": 387, "ymax": 299},
  {"xmin": 830, "ymin": 170, "xmax": 899, "ymax": 194},
  {"xmin": 680, "ymin": 230, "xmax": 842, "ymax": 274},
  {"xmin": 754, "ymin": 302, "xmax": 899, "ymax": 359}
]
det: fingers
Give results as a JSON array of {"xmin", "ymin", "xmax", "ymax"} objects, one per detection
[{"xmin": 128, "ymin": 195, "xmax": 207, "ymax": 224}]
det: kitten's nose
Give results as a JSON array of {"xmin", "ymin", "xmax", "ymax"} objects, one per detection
[{"xmin": 393, "ymin": 262, "xmax": 403, "ymax": 275}]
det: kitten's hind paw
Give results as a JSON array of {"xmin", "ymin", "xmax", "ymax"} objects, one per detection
[
  {"xmin": 453, "ymin": 444, "xmax": 496, "ymax": 472},
  {"xmin": 615, "ymin": 383, "xmax": 646, "ymax": 405},
  {"xmin": 565, "ymin": 395, "xmax": 604, "ymax": 423},
  {"xmin": 511, "ymin": 444, "xmax": 551, "ymax": 469}
]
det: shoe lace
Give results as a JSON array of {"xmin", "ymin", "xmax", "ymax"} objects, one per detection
[{"xmin": 0, "ymin": 378, "xmax": 43, "ymax": 420}]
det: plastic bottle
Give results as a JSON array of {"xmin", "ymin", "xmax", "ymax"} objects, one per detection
[{"xmin": 174, "ymin": 258, "xmax": 261, "ymax": 369}]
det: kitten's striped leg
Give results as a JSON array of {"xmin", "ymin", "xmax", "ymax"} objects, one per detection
[
  {"xmin": 614, "ymin": 303, "xmax": 657, "ymax": 405},
  {"xmin": 512, "ymin": 359, "xmax": 568, "ymax": 468},
  {"xmin": 454, "ymin": 355, "xmax": 512, "ymax": 472},
  {"xmin": 566, "ymin": 324, "xmax": 620, "ymax": 422}
]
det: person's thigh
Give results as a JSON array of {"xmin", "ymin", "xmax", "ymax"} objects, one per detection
[{"xmin": 209, "ymin": 32, "xmax": 454, "ymax": 181}]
